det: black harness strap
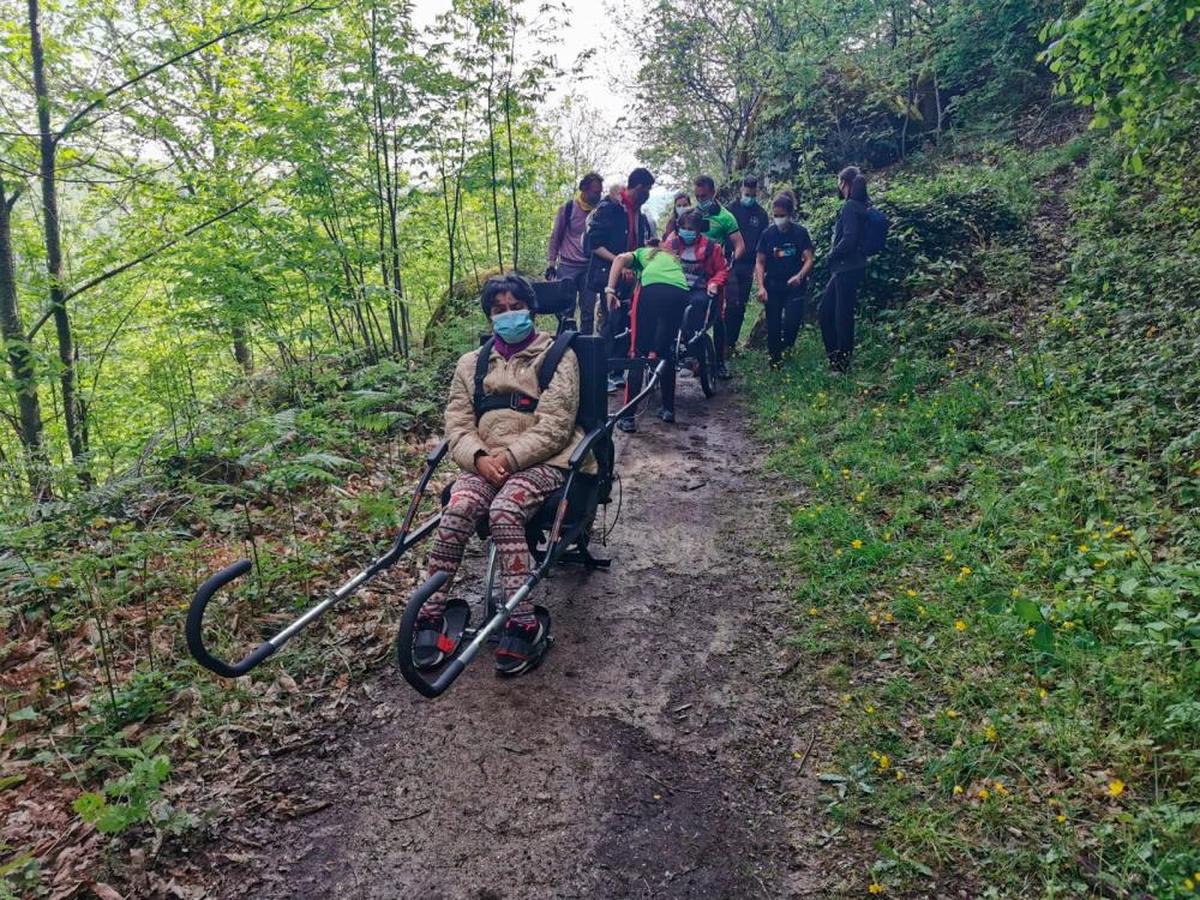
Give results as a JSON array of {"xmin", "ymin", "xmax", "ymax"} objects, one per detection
[{"xmin": 473, "ymin": 331, "xmax": 576, "ymax": 422}]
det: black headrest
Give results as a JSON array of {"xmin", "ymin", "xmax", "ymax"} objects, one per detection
[{"xmin": 533, "ymin": 279, "xmax": 578, "ymax": 317}]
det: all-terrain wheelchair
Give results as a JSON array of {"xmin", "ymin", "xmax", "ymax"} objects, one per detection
[
  {"xmin": 675, "ymin": 290, "xmax": 721, "ymax": 400},
  {"xmin": 186, "ymin": 279, "xmax": 664, "ymax": 698}
]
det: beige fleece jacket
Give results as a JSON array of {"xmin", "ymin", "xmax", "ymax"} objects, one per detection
[{"xmin": 444, "ymin": 332, "xmax": 596, "ymax": 475}]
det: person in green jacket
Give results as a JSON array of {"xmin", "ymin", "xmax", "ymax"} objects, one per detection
[{"xmin": 604, "ymin": 242, "xmax": 691, "ymax": 432}]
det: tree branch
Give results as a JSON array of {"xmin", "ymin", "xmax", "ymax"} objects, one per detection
[
  {"xmin": 26, "ymin": 191, "xmax": 264, "ymax": 340},
  {"xmin": 55, "ymin": 1, "xmax": 333, "ymax": 145}
]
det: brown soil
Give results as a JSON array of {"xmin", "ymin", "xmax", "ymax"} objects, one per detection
[{"xmin": 178, "ymin": 380, "xmax": 852, "ymax": 899}]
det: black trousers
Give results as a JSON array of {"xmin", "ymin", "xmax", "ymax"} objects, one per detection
[
  {"xmin": 557, "ymin": 262, "xmax": 595, "ymax": 334},
  {"xmin": 765, "ymin": 278, "xmax": 807, "ymax": 361},
  {"xmin": 819, "ymin": 269, "xmax": 865, "ymax": 368},
  {"xmin": 625, "ymin": 283, "xmax": 688, "ymax": 415},
  {"xmin": 727, "ymin": 263, "xmax": 754, "ymax": 351}
]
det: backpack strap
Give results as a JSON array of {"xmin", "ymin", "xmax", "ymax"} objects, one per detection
[
  {"xmin": 538, "ymin": 330, "xmax": 576, "ymax": 392},
  {"xmin": 556, "ymin": 199, "xmax": 573, "ymax": 237},
  {"xmin": 473, "ymin": 337, "xmax": 496, "ymax": 416}
]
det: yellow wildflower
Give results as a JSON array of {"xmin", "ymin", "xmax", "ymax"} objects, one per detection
[
  {"xmin": 1061, "ymin": 620, "xmax": 1075, "ymax": 630},
  {"xmin": 865, "ymin": 704, "xmax": 876, "ymax": 715},
  {"xmin": 978, "ymin": 787, "xmax": 991, "ymax": 800},
  {"xmin": 954, "ymin": 619, "xmax": 968, "ymax": 632},
  {"xmin": 944, "ymin": 550, "xmax": 954, "ymax": 561},
  {"xmin": 895, "ymin": 771, "xmax": 905, "ymax": 781},
  {"xmin": 809, "ymin": 607, "xmax": 819, "ymax": 616},
  {"xmin": 945, "ymin": 709, "xmax": 959, "ymax": 718},
  {"xmin": 1056, "ymin": 813, "xmax": 1067, "ymax": 823},
  {"xmin": 851, "ymin": 539, "xmax": 864, "ymax": 550},
  {"xmin": 993, "ymin": 781, "xmax": 1009, "ymax": 796},
  {"xmin": 906, "ymin": 589, "xmax": 918, "ymax": 598},
  {"xmin": 876, "ymin": 754, "xmax": 890, "ymax": 771},
  {"xmin": 868, "ymin": 883, "xmax": 885, "ymax": 895},
  {"xmin": 1107, "ymin": 779, "xmax": 1125, "ymax": 798},
  {"xmin": 1039, "ymin": 687, "xmax": 1048, "ymax": 699},
  {"xmin": 952, "ymin": 784, "xmax": 964, "ymax": 795},
  {"xmin": 917, "ymin": 605, "xmax": 927, "ymax": 616},
  {"xmin": 855, "ymin": 492, "xmax": 866, "ymax": 503},
  {"xmin": 1078, "ymin": 543, "xmax": 1089, "ymax": 554},
  {"xmin": 984, "ymin": 724, "xmax": 998, "ymax": 742},
  {"xmin": 1025, "ymin": 627, "xmax": 1036, "ymax": 637},
  {"xmin": 959, "ymin": 565, "xmax": 972, "ymax": 577}
]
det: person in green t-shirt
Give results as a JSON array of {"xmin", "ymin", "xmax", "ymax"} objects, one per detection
[
  {"xmin": 604, "ymin": 243, "xmax": 691, "ymax": 431},
  {"xmin": 692, "ymin": 175, "xmax": 743, "ymax": 379}
]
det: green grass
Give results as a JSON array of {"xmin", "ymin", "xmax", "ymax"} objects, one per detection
[{"xmin": 743, "ymin": 293, "xmax": 1200, "ymax": 895}]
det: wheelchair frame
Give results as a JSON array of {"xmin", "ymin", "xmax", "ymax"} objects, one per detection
[{"xmin": 185, "ymin": 279, "xmax": 664, "ymax": 697}]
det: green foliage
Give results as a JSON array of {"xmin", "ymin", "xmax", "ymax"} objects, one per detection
[
  {"xmin": 73, "ymin": 738, "xmax": 191, "ymax": 836},
  {"xmin": 743, "ymin": 145, "xmax": 1200, "ymax": 895},
  {"xmin": 1042, "ymin": 0, "xmax": 1200, "ymax": 169}
]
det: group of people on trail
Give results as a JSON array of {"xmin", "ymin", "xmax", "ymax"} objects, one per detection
[
  {"xmin": 411, "ymin": 164, "xmax": 880, "ymax": 677},
  {"xmin": 547, "ymin": 165, "xmax": 876, "ymax": 388}
]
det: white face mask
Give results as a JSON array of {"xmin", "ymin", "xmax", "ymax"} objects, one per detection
[
  {"xmin": 773, "ymin": 216, "xmax": 790, "ymax": 228},
  {"xmin": 676, "ymin": 204, "xmax": 688, "ymax": 213}
]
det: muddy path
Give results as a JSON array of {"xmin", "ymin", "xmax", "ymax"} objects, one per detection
[{"xmin": 190, "ymin": 380, "xmax": 845, "ymax": 899}]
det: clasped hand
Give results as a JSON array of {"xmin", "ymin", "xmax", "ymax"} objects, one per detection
[{"xmin": 476, "ymin": 453, "xmax": 510, "ymax": 487}]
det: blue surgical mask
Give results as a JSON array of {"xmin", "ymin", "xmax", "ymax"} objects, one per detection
[
  {"xmin": 698, "ymin": 198, "xmax": 715, "ymax": 211},
  {"xmin": 492, "ymin": 309, "xmax": 533, "ymax": 344},
  {"xmin": 678, "ymin": 228, "xmax": 698, "ymax": 244},
  {"xmin": 740, "ymin": 195, "xmax": 755, "ymax": 207}
]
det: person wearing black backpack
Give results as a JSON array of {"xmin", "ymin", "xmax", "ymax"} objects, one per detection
[
  {"xmin": 586, "ymin": 167, "xmax": 656, "ymax": 392},
  {"xmin": 820, "ymin": 166, "xmax": 873, "ymax": 374},
  {"xmin": 546, "ymin": 172, "xmax": 604, "ymax": 334}
]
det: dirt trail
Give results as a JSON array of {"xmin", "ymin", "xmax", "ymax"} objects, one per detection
[{"xmin": 195, "ymin": 381, "xmax": 839, "ymax": 899}]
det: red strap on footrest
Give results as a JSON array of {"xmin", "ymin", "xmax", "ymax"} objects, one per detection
[{"xmin": 436, "ymin": 634, "xmax": 457, "ymax": 654}]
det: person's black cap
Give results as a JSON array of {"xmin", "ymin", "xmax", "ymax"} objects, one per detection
[{"xmin": 628, "ymin": 167, "xmax": 655, "ymax": 190}]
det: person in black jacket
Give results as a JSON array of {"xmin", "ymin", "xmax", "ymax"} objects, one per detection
[
  {"xmin": 820, "ymin": 166, "xmax": 870, "ymax": 373},
  {"xmin": 587, "ymin": 167, "xmax": 656, "ymax": 392},
  {"xmin": 729, "ymin": 176, "xmax": 768, "ymax": 355}
]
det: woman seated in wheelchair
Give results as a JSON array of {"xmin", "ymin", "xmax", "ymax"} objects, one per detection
[
  {"xmin": 661, "ymin": 207, "xmax": 729, "ymax": 334},
  {"xmin": 414, "ymin": 272, "xmax": 592, "ymax": 676}
]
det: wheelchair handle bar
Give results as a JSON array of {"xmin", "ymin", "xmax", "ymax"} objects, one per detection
[{"xmin": 186, "ymin": 440, "xmax": 450, "ymax": 679}]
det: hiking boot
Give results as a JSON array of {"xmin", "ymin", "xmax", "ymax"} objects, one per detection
[
  {"xmin": 494, "ymin": 614, "xmax": 549, "ymax": 677},
  {"xmin": 716, "ymin": 362, "xmax": 731, "ymax": 380},
  {"xmin": 616, "ymin": 416, "xmax": 637, "ymax": 433},
  {"xmin": 769, "ymin": 357, "xmax": 783, "ymax": 371},
  {"xmin": 658, "ymin": 407, "xmax": 675, "ymax": 424}
]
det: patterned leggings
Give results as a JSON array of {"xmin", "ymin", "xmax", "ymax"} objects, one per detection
[{"xmin": 421, "ymin": 464, "xmax": 566, "ymax": 625}]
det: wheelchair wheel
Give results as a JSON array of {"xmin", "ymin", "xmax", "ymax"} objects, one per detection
[{"xmin": 698, "ymin": 333, "xmax": 718, "ymax": 398}]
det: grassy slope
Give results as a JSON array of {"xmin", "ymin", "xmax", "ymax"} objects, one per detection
[{"xmin": 744, "ymin": 140, "xmax": 1200, "ymax": 897}]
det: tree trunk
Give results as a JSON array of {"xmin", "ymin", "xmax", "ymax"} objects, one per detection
[
  {"xmin": 232, "ymin": 325, "xmax": 253, "ymax": 373},
  {"xmin": 485, "ymin": 55, "xmax": 504, "ymax": 270},
  {"xmin": 29, "ymin": 0, "xmax": 90, "ymax": 488},
  {"xmin": 0, "ymin": 183, "xmax": 50, "ymax": 499}
]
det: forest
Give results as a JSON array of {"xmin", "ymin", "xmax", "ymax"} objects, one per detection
[{"xmin": 1, "ymin": 0, "xmax": 1198, "ymax": 897}]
